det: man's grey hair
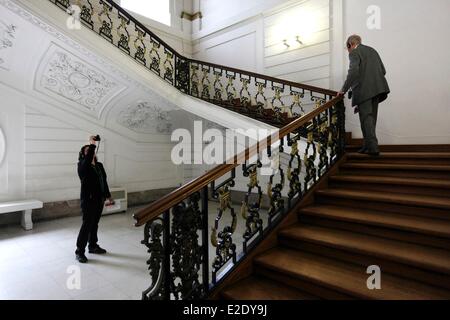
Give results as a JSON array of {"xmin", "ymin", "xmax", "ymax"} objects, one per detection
[{"xmin": 347, "ymin": 34, "xmax": 362, "ymax": 46}]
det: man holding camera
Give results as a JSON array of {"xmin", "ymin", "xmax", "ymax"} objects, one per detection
[{"xmin": 75, "ymin": 135, "xmax": 114, "ymax": 263}]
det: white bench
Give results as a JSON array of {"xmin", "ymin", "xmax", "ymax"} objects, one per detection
[{"xmin": 0, "ymin": 200, "xmax": 43, "ymax": 231}]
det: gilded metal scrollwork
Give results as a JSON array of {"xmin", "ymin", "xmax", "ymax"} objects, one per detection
[
  {"xmin": 226, "ymin": 74, "xmax": 237, "ymax": 103},
  {"xmin": 171, "ymin": 193, "xmax": 205, "ymax": 300},
  {"xmin": 190, "ymin": 64, "xmax": 200, "ymax": 97},
  {"xmin": 149, "ymin": 39, "xmax": 161, "ymax": 75},
  {"xmin": 134, "ymin": 28, "xmax": 147, "ymax": 65},
  {"xmin": 116, "ymin": 13, "xmax": 130, "ymax": 53},
  {"xmin": 201, "ymin": 68, "xmax": 211, "ymax": 100},
  {"xmin": 213, "ymin": 71, "xmax": 224, "ymax": 101},
  {"xmin": 163, "ymin": 50, "xmax": 174, "ymax": 84},
  {"xmin": 267, "ymin": 144, "xmax": 285, "ymax": 223},
  {"xmin": 239, "ymin": 77, "xmax": 251, "ymax": 107},
  {"xmin": 304, "ymin": 126, "xmax": 317, "ymax": 192},
  {"xmin": 142, "ymin": 218, "xmax": 166, "ymax": 300},
  {"xmin": 98, "ymin": 1, "xmax": 113, "ymax": 42},
  {"xmin": 287, "ymin": 135, "xmax": 303, "ymax": 201},
  {"xmin": 241, "ymin": 161, "xmax": 263, "ymax": 252},
  {"xmin": 211, "ymin": 174, "xmax": 237, "ymax": 284}
]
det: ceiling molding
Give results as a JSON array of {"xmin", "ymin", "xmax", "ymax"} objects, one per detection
[
  {"xmin": 117, "ymin": 101, "xmax": 173, "ymax": 134},
  {"xmin": 0, "ymin": 18, "xmax": 18, "ymax": 70},
  {"xmin": 34, "ymin": 43, "xmax": 127, "ymax": 119}
]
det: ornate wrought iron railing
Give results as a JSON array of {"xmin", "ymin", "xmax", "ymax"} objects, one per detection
[
  {"xmin": 48, "ymin": 0, "xmax": 338, "ymax": 126},
  {"xmin": 133, "ymin": 96, "xmax": 345, "ymax": 299}
]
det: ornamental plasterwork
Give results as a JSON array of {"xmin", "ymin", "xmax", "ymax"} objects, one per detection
[
  {"xmin": 36, "ymin": 45, "xmax": 122, "ymax": 115},
  {"xmin": 118, "ymin": 102, "xmax": 173, "ymax": 134},
  {"xmin": 0, "ymin": 19, "xmax": 17, "ymax": 70},
  {"xmin": 0, "ymin": 0, "xmax": 173, "ymax": 101}
]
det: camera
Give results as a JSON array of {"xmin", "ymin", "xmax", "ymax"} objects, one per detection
[{"xmin": 93, "ymin": 135, "xmax": 101, "ymax": 142}]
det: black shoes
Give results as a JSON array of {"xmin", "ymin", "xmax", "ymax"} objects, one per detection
[
  {"xmin": 357, "ymin": 146, "xmax": 380, "ymax": 157},
  {"xmin": 75, "ymin": 245, "xmax": 107, "ymax": 262},
  {"xmin": 88, "ymin": 246, "xmax": 107, "ymax": 254},
  {"xmin": 357, "ymin": 147, "xmax": 368, "ymax": 154},
  {"xmin": 76, "ymin": 252, "xmax": 88, "ymax": 263}
]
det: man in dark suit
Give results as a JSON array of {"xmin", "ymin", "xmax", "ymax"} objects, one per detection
[
  {"xmin": 339, "ymin": 35, "xmax": 390, "ymax": 156},
  {"xmin": 75, "ymin": 135, "xmax": 113, "ymax": 263}
]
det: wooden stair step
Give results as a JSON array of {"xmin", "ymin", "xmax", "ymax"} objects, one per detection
[
  {"xmin": 255, "ymin": 248, "xmax": 450, "ymax": 299},
  {"xmin": 342, "ymin": 163, "xmax": 450, "ymax": 171},
  {"xmin": 347, "ymin": 152, "xmax": 450, "ymax": 160},
  {"xmin": 300, "ymin": 205, "xmax": 450, "ymax": 239},
  {"xmin": 315, "ymin": 188, "xmax": 450, "ymax": 210},
  {"xmin": 279, "ymin": 224, "xmax": 450, "ymax": 275},
  {"xmin": 221, "ymin": 276, "xmax": 316, "ymax": 300},
  {"xmin": 330, "ymin": 175, "xmax": 450, "ymax": 189}
]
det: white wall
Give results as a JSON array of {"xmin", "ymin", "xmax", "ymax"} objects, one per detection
[
  {"xmin": 193, "ymin": 0, "xmax": 450, "ymax": 145},
  {"xmin": 193, "ymin": 0, "xmax": 332, "ymax": 91},
  {"xmin": 337, "ymin": 0, "xmax": 450, "ymax": 144}
]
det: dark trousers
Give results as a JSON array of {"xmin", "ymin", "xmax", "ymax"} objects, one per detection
[
  {"xmin": 358, "ymin": 96, "xmax": 380, "ymax": 153},
  {"xmin": 76, "ymin": 199, "xmax": 104, "ymax": 253}
]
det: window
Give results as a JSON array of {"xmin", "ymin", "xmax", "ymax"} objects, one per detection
[{"xmin": 121, "ymin": 0, "xmax": 171, "ymax": 26}]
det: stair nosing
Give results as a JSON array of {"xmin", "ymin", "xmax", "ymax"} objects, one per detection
[
  {"xmin": 300, "ymin": 205, "xmax": 450, "ymax": 239},
  {"xmin": 315, "ymin": 188, "xmax": 450, "ymax": 210},
  {"xmin": 254, "ymin": 248, "xmax": 449, "ymax": 300},
  {"xmin": 278, "ymin": 225, "xmax": 450, "ymax": 275},
  {"xmin": 341, "ymin": 163, "xmax": 450, "ymax": 171},
  {"xmin": 329, "ymin": 175, "xmax": 450, "ymax": 189}
]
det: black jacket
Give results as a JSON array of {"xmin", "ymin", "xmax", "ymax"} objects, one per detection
[{"xmin": 78, "ymin": 144, "xmax": 111, "ymax": 206}]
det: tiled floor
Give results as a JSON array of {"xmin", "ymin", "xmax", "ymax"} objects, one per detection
[
  {"xmin": 0, "ymin": 206, "xmax": 149, "ymax": 300},
  {"xmin": 0, "ymin": 201, "xmax": 270, "ymax": 300}
]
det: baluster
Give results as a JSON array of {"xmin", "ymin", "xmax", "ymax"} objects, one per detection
[
  {"xmin": 163, "ymin": 49, "xmax": 175, "ymax": 85},
  {"xmin": 142, "ymin": 213, "xmax": 169, "ymax": 300},
  {"xmin": 210, "ymin": 171, "xmax": 237, "ymax": 284},
  {"xmin": 317, "ymin": 112, "xmax": 330, "ymax": 176},
  {"xmin": 149, "ymin": 39, "xmax": 161, "ymax": 75},
  {"xmin": 287, "ymin": 134, "xmax": 303, "ymax": 207},
  {"xmin": 267, "ymin": 138, "xmax": 285, "ymax": 224},
  {"xmin": 134, "ymin": 27, "xmax": 147, "ymax": 65},
  {"xmin": 98, "ymin": 0, "xmax": 114, "ymax": 42},
  {"xmin": 116, "ymin": 12, "xmax": 131, "ymax": 54},
  {"xmin": 303, "ymin": 122, "xmax": 318, "ymax": 192},
  {"xmin": 170, "ymin": 193, "xmax": 205, "ymax": 300},
  {"xmin": 239, "ymin": 76, "xmax": 251, "ymax": 108},
  {"xmin": 290, "ymin": 89, "xmax": 306, "ymax": 118},
  {"xmin": 213, "ymin": 70, "xmax": 224, "ymax": 102},
  {"xmin": 175, "ymin": 55, "xmax": 190, "ymax": 94},
  {"xmin": 200, "ymin": 67, "xmax": 211, "ymax": 101},
  {"xmin": 190, "ymin": 64, "xmax": 200, "ymax": 97},
  {"xmin": 241, "ymin": 161, "xmax": 263, "ymax": 253},
  {"xmin": 271, "ymin": 84, "xmax": 286, "ymax": 123},
  {"xmin": 255, "ymin": 81, "xmax": 267, "ymax": 116},
  {"xmin": 226, "ymin": 73, "xmax": 237, "ymax": 105},
  {"xmin": 79, "ymin": 0, "xmax": 94, "ymax": 29}
]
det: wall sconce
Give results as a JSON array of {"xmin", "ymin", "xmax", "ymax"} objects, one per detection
[
  {"xmin": 296, "ymin": 36, "xmax": 303, "ymax": 45},
  {"xmin": 283, "ymin": 39, "xmax": 290, "ymax": 49}
]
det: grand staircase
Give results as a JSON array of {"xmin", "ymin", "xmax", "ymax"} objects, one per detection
[
  {"xmin": 41, "ymin": 0, "xmax": 449, "ymax": 300},
  {"xmin": 222, "ymin": 151, "xmax": 450, "ymax": 300}
]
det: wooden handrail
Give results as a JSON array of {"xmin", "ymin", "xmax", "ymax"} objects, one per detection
[
  {"xmin": 133, "ymin": 95, "xmax": 344, "ymax": 226},
  {"xmin": 105, "ymin": 0, "xmax": 337, "ymax": 98}
]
